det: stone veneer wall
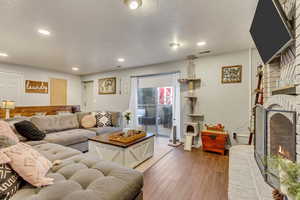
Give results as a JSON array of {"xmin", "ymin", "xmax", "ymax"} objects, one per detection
[
  {"xmin": 263, "ymin": 0, "xmax": 300, "ymax": 162},
  {"xmin": 295, "ymin": 0, "xmax": 300, "ymax": 162}
]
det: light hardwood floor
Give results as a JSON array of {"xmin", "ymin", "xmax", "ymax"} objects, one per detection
[{"xmin": 143, "ymin": 146, "xmax": 229, "ymax": 200}]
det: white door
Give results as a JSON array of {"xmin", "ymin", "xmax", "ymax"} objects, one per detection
[
  {"xmin": 0, "ymin": 72, "xmax": 23, "ymax": 105},
  {"xmin": 82, "ymin": 81, "xmax": 94, "ymax": 112}
]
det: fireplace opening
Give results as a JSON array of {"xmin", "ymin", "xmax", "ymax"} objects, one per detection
[
  {"xmin": 254, "ymin": 105, "xmax": 296, "ymax": 189},
  {"xmin": 270, "ymin": 113, "xmax": 296, "ymax": 161}
]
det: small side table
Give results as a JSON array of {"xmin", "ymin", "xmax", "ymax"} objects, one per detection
[{"xmin": 201, "ymin": 130, "xmax": 228, "ymax": 155}]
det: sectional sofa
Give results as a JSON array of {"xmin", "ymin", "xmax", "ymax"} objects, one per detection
[
  {"xmin": 6, "ymin": 112, "xmax": 144, "ymax": 200},
  {"xmin": 11, "ymin": 142, "xmax": 143, "ymax": 200},
  {"xmin": 8, "ymin": 112, "xmax": 123, "ymax": 152}
]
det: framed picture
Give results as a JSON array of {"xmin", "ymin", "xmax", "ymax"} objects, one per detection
[
  {"xmin": 221, "ymin": 65, "xmax": 242, "ymax": 84},
  {"xmin": 98, "ymin": 77, "xmax": 116, "ymax": 94}
]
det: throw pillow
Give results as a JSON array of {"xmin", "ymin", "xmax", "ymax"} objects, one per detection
[
  {"xmin": 111, "ymin": 112, "xmax": 120, "ymax": 127},
  {"xmin": 76, "ymin": 112, "xmax": 90, "ymax": 128},
  {"xmin": 14, "ymin": 121, "xmax": 46, "ymax": 141},
  {"xmin": 0, "ymin": 136, "xmax": 17, "ymax": 149},
  {"xmin": 6, "ymin": 118, "xmax": 30, "ymax": 142},
  {"xmin": 2, "ymin": 143, "xmax": 53, "ymax": 187},
  {"xmin": 0, "ymin": 164, "xmax": 23, "ymax": 200},
  {"xmin": 0, "ymin": 121, "xmax": 19, "ymax": 143},
  {"xmin": 81, "ymin": 115, "xmax": 97, "ymax": 129},
  {"xmin": 95, "ymin": 112, "xmax": 112, "ymax": 127},
  {"xmin": 0, "ymin": 136, "xmax": 17, "ymax": 164}
]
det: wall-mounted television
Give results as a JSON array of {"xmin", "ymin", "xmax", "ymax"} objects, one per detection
[{"xmin": 250, "ymin": 0, "xmax": 294, "ymax": 64}]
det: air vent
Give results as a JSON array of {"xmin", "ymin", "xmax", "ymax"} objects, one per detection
[{"xmin": 198, "ymin": 50, "xmax": 211, "ymax": 55}]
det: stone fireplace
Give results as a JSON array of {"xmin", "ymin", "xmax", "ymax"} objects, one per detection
[{"xmin": 253, "ymin": 0, "xmax": 299, "ymax": 192}]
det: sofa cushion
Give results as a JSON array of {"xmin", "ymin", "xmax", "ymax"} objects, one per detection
[
  {"xmin": 31, "ymin": 115, "xmax": 79, "ymax": 133},
  {"xmin": 14, "ymin": 121, "xmax": 46, "ymax": 141},
  {"xmin": 88, "ymin": 127, "xmax": 122, "ymax": 135},
  {"xmin": 32, "ymin": 143, "xmax": 81, "ymax": 162},
  {"xmin": 25, "ymin": 140, "xmax": 48, "ymax": 146},
  {"xmin": 43, "ymin": 129, "xmax": 96, "ymax": 146},
  {"xmin": 12, "ymin": 152, "xmax": 143, "ymax": 200}
]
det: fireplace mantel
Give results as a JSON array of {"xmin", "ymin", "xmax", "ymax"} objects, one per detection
[{"xmin": 264, "ymin": 94, "xmax": 297, "ymax": 112}]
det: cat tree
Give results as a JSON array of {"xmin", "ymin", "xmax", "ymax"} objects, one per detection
[{"xmin": 178, "ymin": 56, "xmax": 204, "ymax": 151}]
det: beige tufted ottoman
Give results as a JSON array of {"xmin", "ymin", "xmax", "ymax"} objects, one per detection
[{"xmin": 11, "ymin": 143, "xmax": 143, "ymax": 200}]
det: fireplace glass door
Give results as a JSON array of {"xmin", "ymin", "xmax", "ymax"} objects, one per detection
[
  {"xmin": 266, "ymin": 109, "xmax": 296, "ymax": 189},
  {"xmin": 254, "ymin": 105, "xmax": 267, "ymax": 179}
]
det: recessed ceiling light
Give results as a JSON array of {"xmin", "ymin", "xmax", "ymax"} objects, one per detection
[
  {"xmin": 38, "ymin": 29, "xmax": 51, "ymax": 36},
  {"xmin": 118, "ymin": 58, "xmax": 125, "ymax": 62},
  {"xmin": 197, "ymin": 41, "xmax": 206, "ymax": 46},
  {"xmin": 0, "ymin": 52, "xmax": 8, "ymax": 57},
  {"xmin": 124, "ymin": 0, "xmax": 142, "ymax": 10},
  {"xmin": 170, "ymin": 42, "xmax": 181, "ymax": 50},
  {"xmin": 72, "ymin": 67, "xmax": 79, "ymax": 71}
]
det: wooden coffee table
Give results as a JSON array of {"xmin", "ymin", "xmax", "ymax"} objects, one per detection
[{"xmin": 88, "ymin": 132, "xmax": 155, "ymax": 168}]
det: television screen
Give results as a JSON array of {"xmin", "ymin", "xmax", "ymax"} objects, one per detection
[{"xmin": 250, "ymin": 0, "xmax": 293, "ymax": 64}]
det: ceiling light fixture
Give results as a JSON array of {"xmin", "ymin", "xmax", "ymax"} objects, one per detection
[
  {"xmin": 197, "ymin": 41, "xmax": 206, "ymax": 46},
  {"xmin": 118, "ymin": 58, "xmax": 125, "ymax": 62},
  {"xmin": 124, "ymin": 0, "xmax": 142, "ymax": 10},
  {"xmin": 0, "ymin": 52, "xmax": 8, "ymax": 57},
  {"xmin": 170, "ymin": 42, "xmax": 181, "ymax": 50},
  {"xmin": 72, "ymin": 67, "xmax": 79, "ymax": 71},
  {"xmin": 38, "ymin": 29, "xmax": 51, "ymax": 36}
]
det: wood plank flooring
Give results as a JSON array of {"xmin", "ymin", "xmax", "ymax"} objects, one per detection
[{"xmin": 143, "ymin": 146, "xmax": 229, "ymax": 200}]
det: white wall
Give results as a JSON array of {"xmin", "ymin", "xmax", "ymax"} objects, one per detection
[
  {"xmin": 0, "ymin": 63, "xmax": 82, "ymax": 106},
  {"xmin": 81, "ymin": 49, "xmax": 255, "ymax": 142}
]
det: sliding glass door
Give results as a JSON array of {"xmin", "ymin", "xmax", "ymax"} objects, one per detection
[{"xmin": 136, "ymin": 73, "xmax": 179, "ymax": 138}]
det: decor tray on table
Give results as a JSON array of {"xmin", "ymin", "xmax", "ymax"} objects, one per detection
[{"xmin": 109, "ymin": 130, "xmax": 146, "ymax": 144}]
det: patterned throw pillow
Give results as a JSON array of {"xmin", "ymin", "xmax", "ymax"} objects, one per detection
[
  {"xmin": 0, "ymin": 131, "xmax": 22, "ymax": 199},
  {"xmin": 0, "ymin": 164, "xmax": 22, "ymax": 200},
  {"xmin": 2, "ymin": 143, "xmax": 53, "ymax": 187},
  {"xmin": 95, "ymin": 112, "xmax": 112, "ymax": 127}
]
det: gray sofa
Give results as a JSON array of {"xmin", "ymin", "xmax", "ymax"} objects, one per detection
[
  {"xmin": 8, "ymin": 112, "xmax": 123, "ymax": 152},
  {"xmin": 11, "ymin": 142, "xmax": 143, "ymax": 200},
  {"xmin": 7, "ymin": 112, "xmax": 143, "ymax": 200}
]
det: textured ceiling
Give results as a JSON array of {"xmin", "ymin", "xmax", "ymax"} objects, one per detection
[{"xmin": 0, "ymin": 0, "xmax": 257, "ymax": 75}]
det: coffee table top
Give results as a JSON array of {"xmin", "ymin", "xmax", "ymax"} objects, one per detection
[{"xmin": 89, "ymin": 132, "xmax": 155, "ymax": 148}]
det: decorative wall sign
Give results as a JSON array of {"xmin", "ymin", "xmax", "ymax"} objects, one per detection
[
  {"xmin": 221, "ymin": 65, "xmax": 242, "ymax": 84},
  {"xmin": 25, "ymin": 80, "xmax": 48, "ymax": 93},
  {"xmin": 98, "ymin": 77, "xmax": 116, "ymax": 94}
]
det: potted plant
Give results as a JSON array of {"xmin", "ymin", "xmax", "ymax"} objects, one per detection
[
  {"xmin": 268, "ymin": 156, "xmax": 300, "ymax": 200},
  {"xmin": 123, "ymin": 111, "xmax": 131, "ymax": 127}
]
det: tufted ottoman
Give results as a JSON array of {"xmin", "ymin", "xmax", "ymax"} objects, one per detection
[{"xmin": 11, "ymin": 143, "xmax": 143, "ymax": 200}]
